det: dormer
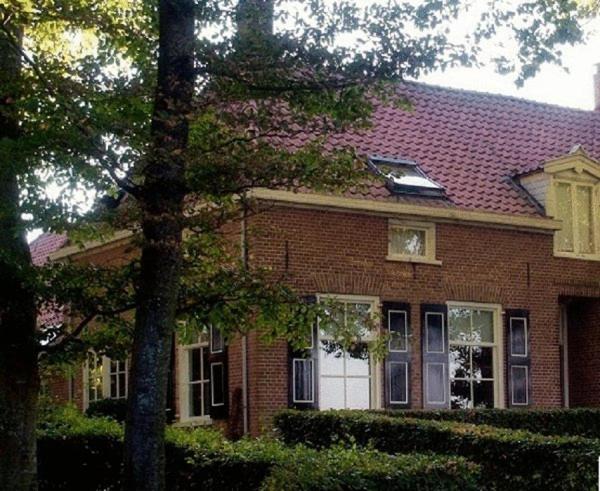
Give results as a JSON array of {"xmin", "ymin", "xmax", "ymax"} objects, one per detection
[{"xmin": 520, "ymin": 146, "xmax": 600, "ymax": 260}]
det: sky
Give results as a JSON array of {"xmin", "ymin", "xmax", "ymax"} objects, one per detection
[{"xmin": 420, "ymin": 12, "xmax": 600, "ymax": 110}]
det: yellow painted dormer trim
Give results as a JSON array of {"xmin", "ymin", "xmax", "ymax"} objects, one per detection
[{"xmin": 544, "ymin": 147, "xmax": 600, "ymax": 261}]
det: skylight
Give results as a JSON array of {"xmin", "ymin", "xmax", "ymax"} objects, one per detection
[{"xmin": 368, "ymin": 156, "xmax": 445, "ymax": 197}]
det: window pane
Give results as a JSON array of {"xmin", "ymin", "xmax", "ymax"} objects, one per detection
[
  {"xmin": 576, "ymin": 186, "xmax": 594, "ymax": 254},
  {"xmin": 319, "ymin": 341, "xmax": 344, "ymax": 376},
  {"xmin": 449, "ymin": 308, "xmax": 471, "ymax": 342},
  {"xmin": 118, "ymin": 373, "xmax": 127, "ymax": 398},
  {"xmin": 389, "ymin": 311, "xmax": 407, "ymax": 351},
  {"xmin": 211, "ymin": 326, "xmax": 224, "ymax": 353},
  {"xmin": 211, "ymin": 363, "xmax": 225, "ymax": 406},
  {"xmin": 426, "ymin": 363, "xmax": 445, "ymax": 404},
  {"xmin": 319, "ymin": 377, "xmax": 345, "ymax": 409},
  {"xmin": 449, "ymin": 346, "xmax": 471, "ymax": 379},
  {"xmin": 450, "ymin": 380, "xmax": 470, "ymax": 409},
  {"xmin": 189, "ymin": 348, "xmax": 202, "ymax": 382},
  {"xmin": 556, "ymin": 183, "xmax": 574, "ymax": 252},
  {"xmin": 190, "ymin": 383, "xmax": 204, "ymax": 417},
  {"xmin": 110, "ymin": 375, "xmax": 117, "ymax": 399},
  {"xmin": 511, "ymin": 366, "xmax": 528, "ymax": 405},
  {"xmin": 293, "ymin": 359, "xmax": 314, "ymax": 402},
  {"xmin": 346, "ymin": 378, "xmax": 370, "ymax": 409},
  {"xmin": 471, "ymin": 346, "xmax": 494, "ymax": 379},
  {"xmin": 347, "ymin": 303, "xmax": 371, "ymax": 337},
  {"xmin": 426, "ymin": 313, "xmax": 444, "ymax": 353},
  {"xmin": 390, "ymin": 362, "xmax": 408, "ymax": 403},
  {"xmin": 473, "ymin": 380, "xmax": 494, "ymax": 408},
  {"xmin": 345, "ymin": 346, "xmax": 369, "ymax": 377},
  {"xmin": 510, "ymin": 319, "xmax": 527, "ymax": 356},
  {"xmin": 472, "ymin": 310, "xmax": 494, "ymax": 343},
  {"xmin": 390, "ymin": 228, "xmax": 426, "ymax": 256}
]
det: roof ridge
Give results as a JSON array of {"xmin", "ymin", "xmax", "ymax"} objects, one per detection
[{"xmin": 404, "ymin": 79, "xmax": 599, "ymax": 115}]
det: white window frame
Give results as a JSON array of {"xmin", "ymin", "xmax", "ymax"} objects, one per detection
[
  {"xmin": 551, "ymin": 178, "xmax": 600, "ymax": 260},
  {"xmin": 292, "ymin": 358, "xmax": 315, "ymax": 404},
  {"xmin": 447, "ymin": 302, "xmax": 505, "ymax": 409},
  {"xmin": 388, "ymin": 309, "xmax": 408, "ymax": 353},
  {"xmin": 425, "ymin": 312, "xmax": 445, "ymax": 354},
  {"xmin": 509, "ymin": 317, "xmax": 528, "ymax": 357},
  {"xmin": 387, "ymin": 220, "xmax": 441, "ymax": 266},
  {"xmin": 316, "ymin": 294, "xmax": 382, "ymax": 410},
  {"xmin": 510, "ymin": 365, "xmax": 529, "ymax": 406},
  {"xmin": 178, "ymin": 336, "xmax": 212, "ymax": 424},
  {"xmin": 83, "ymin": 353, "xmax": 129, "ymax": 409},
  {"xmin": 388, "ymin": 361, "xmax": 409, "ymax": 404},
  {"xmin": 210, "ymin": 362, "xmax": 225, "ymax": 407}
]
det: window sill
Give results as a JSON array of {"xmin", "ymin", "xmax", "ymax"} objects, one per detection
[
  {"xmin": 173, "ymin": 416, "xmax": 212, "ymax": 427},
  {"xmin": 386, "ymin": 255, "xmax": 442, "ymax": 266},
  {"xmin": 554, "ymin": 251, "xmax": 600, "ymax": 262}
]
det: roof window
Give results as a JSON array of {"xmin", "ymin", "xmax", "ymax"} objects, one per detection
[{"xmin": 368, "ymin": 156, "xmax": 445, "ymax": 197}]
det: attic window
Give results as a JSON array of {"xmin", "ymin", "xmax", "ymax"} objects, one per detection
[{"xmin": 369, "ymin": 156, "xmax": 444, "ymax": 197}]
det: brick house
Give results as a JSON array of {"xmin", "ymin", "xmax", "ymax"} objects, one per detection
[{"xmin": 36, "ymin": 68, "xmax": 600, "ymax": 436}]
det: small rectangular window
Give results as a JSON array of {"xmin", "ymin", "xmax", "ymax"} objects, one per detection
[
  {"xmin": 211, "ymin": 362, "xmax": 225, "ymax": 407},
  {"xmin": 109, "ymin": 360, "xmax": 128, "ymax": 399},
  {"xmin": 511, "ymin": 365, "xmax": 528, "ymax": 405},
  {"xmin": 390, "ymin": 227, "xmax": 426, "ymax": 257},
  {"xmin": 510, "ymin": 318, "xmax": 528, "ymax": 357},
  {"xmin": 210, "ymin": 325, "xmax": 224, "ymax": 353},
  {"xmin": 426, "ymin": 312, "xmax": 445, "ymax": 353},
  {"xmin": 556, "ymin": 182, "xmax": 574, "ymax": 252},
  {"xmin": 293, "ymin": 359, "xmax": 314, "ymax": 403},
  {"xmin": 387, "ymin": 220, "xmax": 438, "ymax": 264},
  {"xmin": 388, "ymin": 310, "xmax": 408, "ymax": 352},
  {"xmin": 389, "ymin": 362, "xmax": 408, "ymax": 404},
  {"xmin": 426, "ymin": 362, "xmax": 446, "ymax": 404}
]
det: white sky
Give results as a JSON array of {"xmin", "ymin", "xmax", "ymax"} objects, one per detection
[{"xmin": 418, "ymin": 9, "xmax": 600, "ymax": 110}]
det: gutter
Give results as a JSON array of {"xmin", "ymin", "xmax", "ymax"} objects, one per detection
[{"xmin": 249, "ymin": 188, "xmax": 561, "ymax": 233}]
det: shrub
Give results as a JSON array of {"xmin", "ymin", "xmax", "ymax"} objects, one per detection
[
  {"xmin": 274, "ymin": 409, "xmax": 600, "ymax": 491},
  {"xmin": 85, "ymin": 398, "xmax": 128, "ymax": 422},
  {"xmin": 37, "ymin": 407, "xmax": 480, "ymax": 490},
  {"xmin": 382, "ymin": 408, "xmax": 600, "ymax": 438},
  {"xmin": 262, "ymin": 446, "xmax": 479, "ymax": 491}
]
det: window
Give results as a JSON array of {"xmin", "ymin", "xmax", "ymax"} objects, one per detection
[
  {"xmin": 448, "ymin": 304, "xmax": 502, "ymax": 409},
  {"xmin": 387, "ymin": 220, "xmax": 439, "ymax": 265},
  {"xmin": 180, "ymin": 335, "xmax": 211, "ymax": 421},
  {"xmin": 317, "ymin": 295, "xmax": 380, "ymax": 410},
  {"xmin": 554, "ymin": 181, "xmax": 597, "ymax": 256},
  {"xmin": 85, "ymin": 352, "xmax": 128, "ymax": 406},
  {"xmin": 368, "ymin": 156, "xmax": 445, "ymax": 197}
]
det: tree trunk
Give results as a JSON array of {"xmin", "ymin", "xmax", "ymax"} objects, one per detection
[
  {"xmin": 0, "ymin": 24, "xmax": 40, "ymax": 491},
  {"xmin": 123, "ymin": 1, "xmax": 195, "ymax": 490}
]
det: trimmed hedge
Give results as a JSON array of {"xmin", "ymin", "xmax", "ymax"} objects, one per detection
[
  {"xmin": 381, "ymin": 408, "xmax": 600, "ymax": 438},
  {"xmin": 274, "ymin": 409, "xmax": 600, "ymax": 491},
  {"xmin": 85, "ymin": 398, "xmax": 128, "ymax": 422},
  {"xmin": 37, "ymin": 406, "xmax": 480, "ymax": 490}
]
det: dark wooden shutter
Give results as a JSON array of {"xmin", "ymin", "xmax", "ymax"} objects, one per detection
[
  {"xmin": 208, "ymin": 326, "xmax": 228, "ymax": 419},
  {"xmin": 506, "ymin": 309, "xmax": 531, "ymax": 407},
  {"xmin": 288, "ymin": 295, "xmax": 318, "ymax": 409},
  {"xmin": 421, "ymin": 304, "xmax": 449, "ymax": 409},
  {"xmin": 166, "ymin": 334, "xmax": 176, "ymax": 423},
  {"xmin": 383, "ymin": 302, "xmax": 411, "ymax": 409}
]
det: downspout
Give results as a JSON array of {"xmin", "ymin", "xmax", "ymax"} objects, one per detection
[{"xmin": 241, "ymin": 198, "xmax": 249, "ymax": 435}]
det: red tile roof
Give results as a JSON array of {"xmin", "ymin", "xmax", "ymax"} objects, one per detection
[
  {"xmin": 29, "ymin": 233, "xmax": 68, "ymax": 266},
  {"xmin": 29, "ymin": 233, "xmax": 68, "ymax": 327},
  {"xmin": 321, "ymin": 82, "xmax": 600, "ymax": 216}
]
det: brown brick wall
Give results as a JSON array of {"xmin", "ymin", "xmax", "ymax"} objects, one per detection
[
  {"xmin": 44, "ymin": 204, "xmax": 600, "ymax": 435},
  {"xmin": 243, "ymin": 205, "xmax": 600, "ymax": 431}
]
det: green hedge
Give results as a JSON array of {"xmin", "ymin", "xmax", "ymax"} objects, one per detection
[
  {"xmin": 380, "ymin": 408, "xmax": 600, "ymax": 438},
  {"xmin": 274, "ymin": 410, "xmax": 600, "ymax": 491},
  {"xmin": 37, "ymin": 406, "xmax": 480, "ymax": 490},
  {"xmin": 85, "ymin": 398, "xmax": 128, "ymax": 422}
]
